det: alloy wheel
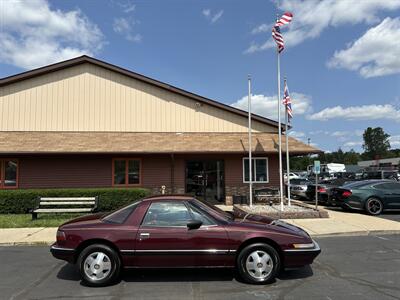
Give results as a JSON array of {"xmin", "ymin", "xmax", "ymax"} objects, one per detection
[
  {"xmin": 245, "ymin": 250, "xmax": 273, "ymax": 280},
  {"xmin": 367, "ymin": 198, "xmax": 383, "ymax": 215},
  {"xmin": 83, "ymin": 252, "xmax": 112, "ymax": 281}
]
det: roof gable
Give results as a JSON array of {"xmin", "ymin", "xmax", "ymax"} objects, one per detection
[{"xmin": 0, "ymin": 55, "xmax": 280, "ymax": 130}]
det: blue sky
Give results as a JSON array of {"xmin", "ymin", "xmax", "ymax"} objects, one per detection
[{"xmin": 1, "ymin": 0, "xmax": 400, "ymax": 152}]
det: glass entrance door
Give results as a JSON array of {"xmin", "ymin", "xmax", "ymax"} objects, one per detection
[{"xmin": 186, "ymin": 160, "xmax": 225, "ymax": 203}]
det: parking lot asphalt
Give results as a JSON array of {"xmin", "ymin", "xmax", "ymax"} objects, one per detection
[
  {"xmin": 377, "ymin": 212, "xmax": 400, "ymax": 222},
  {"xmin": 2, "ymin": 234, "xmax": 400, "ymax": 300}
]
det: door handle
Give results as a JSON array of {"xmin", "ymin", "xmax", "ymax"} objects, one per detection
[{"xmin": 139, "ymin": 232, "xmax": 150, "ymax": 240}]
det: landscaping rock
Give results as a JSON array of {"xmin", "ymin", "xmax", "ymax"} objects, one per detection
[{"xmin": 234, "ymin": 201, "xmax": 329, "ymax": 219}]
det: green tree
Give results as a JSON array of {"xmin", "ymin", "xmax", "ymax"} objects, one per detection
[
  {"xmin": 343, "ymin": 149, "xmax": 360, "ymax": 165},
  {"xmin": 362, "ymin": 127, "xmax": 390, "ymax": 160},
  {"xmin": 290, "ymin": 155, "xmax": 312, "ymax": 171}
]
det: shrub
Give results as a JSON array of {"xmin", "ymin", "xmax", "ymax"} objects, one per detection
[{"xmin": 0, "ymin": 188, "xmax": 150, "ymax": 214}]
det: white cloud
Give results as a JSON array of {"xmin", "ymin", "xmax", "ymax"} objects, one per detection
[
  {"xmin": 246, "ymin": 0, "xmax": 400, "ymax": 53},
  {"xmin": 113, "ymin": 17, "xmax": 141, "ymax": 42},
  {"xmin": 251, "ymin": 23, "xmax": 271, "ymax": 35},
  {"xmin": 343, "ymin": 141, "xmax": 363, "ymax": 148},
  {"xmin": 308, "ymin": 104, "xmax": 400, "ymax": 122},
  {"xmin": 202, "ymin": 9, "xmax": 224, "ymax": 24},
  {"xmin": 331, "ymin": 130, "xmax": 363, "ymax": 137},
  {"xmin": 231, "ymin": 92, "xmax": 312, "ymax": 121},
  {"xmin": 115, "ymin": 0, "xmax": 136, "ymax": 13},
  {"xmin": 328, "ymin": 17, "xmax": 400, "ymax": 78},
  {"xmin": 202, "ymin": 9, "xmax": 211, "ymax": 18},
  {"xmin": 288, "ymin": 131, "xmax": 305, "ymax": 138},
  {"xmin": 0, "ymin": 0, "xmax": 104, "ymax": 69},
  {"xmin": 389, "ymin": 135, "xmax": 400, "ymax": 148}
]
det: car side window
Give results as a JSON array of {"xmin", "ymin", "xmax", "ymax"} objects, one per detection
[
  {"xmin": 383, "ymin": 183, "xmax": 400, "ymax": 190},
  {"xmin": 187, "ymin": 203, "xmax": 215, "ymax": 226},
  {"xmin": 374, "ymin": 183, "xmax": 400, "ymax": 190},
  {"xmin": 142, "ymin": 202, "xmax": 192, "ymax": 227}
]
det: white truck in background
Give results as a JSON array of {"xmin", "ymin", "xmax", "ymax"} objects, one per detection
[{"xmin": 307, "ymin": 163, "xmax": 346, "ymax": 177}]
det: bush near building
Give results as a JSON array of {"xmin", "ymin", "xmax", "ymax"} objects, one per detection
[{"xmin": 0, "ymin": 188, "xmax": 150, "ymax": 214}]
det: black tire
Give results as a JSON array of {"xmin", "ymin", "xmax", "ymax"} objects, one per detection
[
  {"xmin": 78, "ymin": 244, "xmax": 121, "ymax": 287},
  {"xmin": 341, "ymin": 205, "xmax": 352, "ymax": 212},
  {"xmin": 365, "ymin": 197, "xmax": 383, "ymax": 215},
  {"xmin": 237, "ymin": 243, "xmax": 280, "ymax": 284}
]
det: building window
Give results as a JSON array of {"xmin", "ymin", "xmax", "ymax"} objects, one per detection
[
  {"xmin": 243, "ymin": 157, "xmax": 268, "ymax": 183},
  {"xmin": 0, "ymin": 159, "xmax": 18, "ymax": 189},
  {"xmin": 112, "ymin": 158, "xmax": 141, "ymax": 186}
]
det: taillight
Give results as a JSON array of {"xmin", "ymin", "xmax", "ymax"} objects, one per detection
[
  {"xmin": 342, "ymin": 190, "xmax": 352, "ymax": 198},
  {"xmin": 318, "ymin": 187, "xmax": 326, "ymax": 193},
  {"xmin": 56, "ymin": 230, "xmax": 66, "ymax": 242}
]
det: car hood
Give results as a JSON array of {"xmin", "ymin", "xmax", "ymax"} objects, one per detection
[{"xmin": 233, "ymin": 213, "xmax": 309, "ymax": 237}]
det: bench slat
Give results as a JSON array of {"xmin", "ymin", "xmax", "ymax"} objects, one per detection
[
  {"xmin": 39, "ymin": 197, "xmax": 96, "ymax": 201},
  {"xmin": 40, "ymin": 201, "xmax": 96, "ymax": 205},
  {"xmin": 33, "ymin": 208, "xmax": 93, "ymax": 213}
]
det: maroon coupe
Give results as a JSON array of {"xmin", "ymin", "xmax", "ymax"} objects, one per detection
[{"xmin": 51, "ymin": 195, "xmax": 320, "ymax": 286}]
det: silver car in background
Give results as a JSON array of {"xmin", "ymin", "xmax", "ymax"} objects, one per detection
[{"xmin": 286, "ymin": 179, "xmax": 312, "ymax": 199}]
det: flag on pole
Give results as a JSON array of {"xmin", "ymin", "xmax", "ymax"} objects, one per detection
[
  {"xmin": 282, "ymin": 81, "xmax": 293, "ymax": 121},
  {"xmin": 272, "ymin": 12, "xmax": 293, "ymax": 53}
]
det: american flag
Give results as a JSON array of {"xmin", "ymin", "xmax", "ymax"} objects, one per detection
[
  {"xmin": 282, "ymin": 81, "xmax": 293, "ymax": 120},
  {"xmin": 272, "ymin": 12, "xmax": 293, "ymax": 53}
]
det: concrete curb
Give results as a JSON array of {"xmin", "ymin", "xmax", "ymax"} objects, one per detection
[
  {"xmin": 313, "ymin": 230, "xmax": 400, "ymax": 238},
  {"xmin": 0, "ymin": 241, "xmax": 53, "ymax": 246}
]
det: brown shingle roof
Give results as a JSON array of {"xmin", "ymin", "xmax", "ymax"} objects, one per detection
[{"xmin": 0, "ymin": 132, "xmax": 320, "ymax": 154}]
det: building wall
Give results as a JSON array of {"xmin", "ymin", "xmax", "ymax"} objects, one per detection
[
  {"xmin": 0, "ymin": 63, "xmax": 276, "ymax": 133},
  {"xmin": 11, "ymin": 154, "xmax": 278, "ymax": 197},
  {"xmin": 17, "ymin": 154, "xmax": 173, "ymax": 191}
]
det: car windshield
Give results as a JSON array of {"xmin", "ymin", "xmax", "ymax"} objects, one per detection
[{"xmin": 190, "ymin": 199, "xmax": 233, "ymax": 221}]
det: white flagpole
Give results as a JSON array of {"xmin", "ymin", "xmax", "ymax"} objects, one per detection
[
  {"xmin": 277, "ymin": 47, "xmax": 284, "ymax": 211},
  {"xmin": 248, "ymin": 75, "xmax": 253, "ymax": 208},
  {"xmin": 284, "ymin": 78, "xmax": 291, "ymax": 206}
]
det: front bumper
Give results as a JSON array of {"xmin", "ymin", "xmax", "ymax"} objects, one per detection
[
  {"xmin": 283, "ymin": 240, "xmax": 321, "ymax": 268},
  {"xmin": 50, "ymin": 243, "xmax": 76, "ymax": 263}
]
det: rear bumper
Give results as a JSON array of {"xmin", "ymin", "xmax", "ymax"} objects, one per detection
[
  {"xmin": 283, "ymin": 240, "xmax": 321, "ymax": 268},
  {"xmin": 50, "ymin": 243, "xmax": 76, "ymax": 263},
  {"xmin": 291, "ymin": 190, "xmax": 307, "ymax": 198}
]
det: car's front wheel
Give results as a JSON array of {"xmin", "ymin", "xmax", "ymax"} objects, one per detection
[
  {"xmin": 237, "ymin": 243, "xmax": 280, "ymax": 284},
  {"xmin": 365, "ymin": 197, "xmax": 383, "ymax": 215},
  {"xmin": 78, "ymin": 244, "xmax": 121, "ymax": 287}
]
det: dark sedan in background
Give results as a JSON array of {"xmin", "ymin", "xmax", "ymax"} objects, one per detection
[
  {"xmin": 51, "ymin": 195, "xmax": 320, "ymax": 286},
  {"xmin": 331, "ymin": 180, "xmax": 400, "ymax": 215},
  {"xmin": 306, "ymin": 178, "xmax": 358, "ymax": 205}
]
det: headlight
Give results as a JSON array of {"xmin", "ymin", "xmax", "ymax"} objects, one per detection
[{"xmin": 292, "ymin": 242, "xmax": 315, "ymax": 249}]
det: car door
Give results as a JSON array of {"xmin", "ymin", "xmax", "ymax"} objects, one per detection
[
  {"xmin": 184, "ymin": 201, "xmax": 231, "ymax": 267},
  {"xmin": 380, "ymin": 182, "xmax": 400, "ymax": 209},
  {"xmin": 134, "ymin": 200, "xmax": 230, "ymax": 268}
]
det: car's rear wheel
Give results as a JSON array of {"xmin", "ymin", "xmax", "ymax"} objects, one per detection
[
  {"xmin": 365, "ymin": 197, "xmax": 383, "ymax": 215},
  {"xmin": 78, "ymin": 244, "xmax": 121, "ymax": 287},
  {"xmin": 237, "ymin": 243, "xmax": 280, "ymax": 284}
]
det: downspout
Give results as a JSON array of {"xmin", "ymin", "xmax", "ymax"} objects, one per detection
[{"xmin": 170, "ymin": 153, "xmax": 175, "ymax": 193}]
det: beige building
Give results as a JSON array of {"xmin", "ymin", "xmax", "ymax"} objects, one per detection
[{"xmin": 0, "ymin": 56, "xmax": 318, "ymax": 203}]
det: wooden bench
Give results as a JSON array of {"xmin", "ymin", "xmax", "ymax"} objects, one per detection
[{"xmin": 31, "ymin": 197, "xmax": 99, "ymax": 220}]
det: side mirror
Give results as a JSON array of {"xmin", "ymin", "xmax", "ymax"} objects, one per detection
[{"xmin": 187, "ymin": 219, "xmax": 202, "ymax": 230}]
